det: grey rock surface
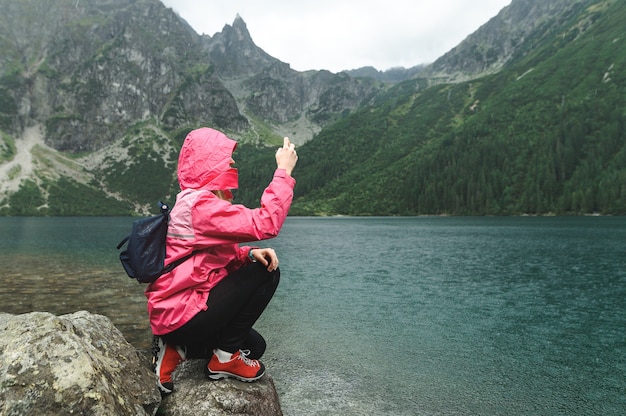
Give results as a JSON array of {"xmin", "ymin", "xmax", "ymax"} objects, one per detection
[
  {"xmin": 160, "ymin": 359, "xmax": 283, "ymax": 416},
  {"xmin": 0, "ymin": 310, "xmax": 161, "ymax": 416}
]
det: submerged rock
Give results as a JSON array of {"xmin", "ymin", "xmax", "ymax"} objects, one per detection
[{"xmin": 0, "ymin": 310, "xmax": 161, "ymax": 416}]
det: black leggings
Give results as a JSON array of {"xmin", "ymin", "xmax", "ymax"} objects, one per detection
[{"xmin": 162, "ymin": 262, "xmax": 280, "ymax": 360}]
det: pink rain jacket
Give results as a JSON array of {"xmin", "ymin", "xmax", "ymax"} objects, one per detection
[{"xmin": 145, "ymin": 128, "xmax": 295, "ymax": 335}]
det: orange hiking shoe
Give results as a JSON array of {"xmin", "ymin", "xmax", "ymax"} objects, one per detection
[
  {"xmin": 151, "ymin": 336, "xmax": 186, "ymax": 395},
  {"xmin": 206, "ymin": 349, "xmax": 266, "ymax": 382}
]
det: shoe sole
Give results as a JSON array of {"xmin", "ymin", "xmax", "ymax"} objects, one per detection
[
  {"xmin": 152, "ymin": 337, "xmax": 174, "ymax": 395},
  {"xmin": 206, "ymin": 369, "xmax": 265, "ymax": 382},
  {"xmin": 157, "ymin": 380, "xmax": 173, "ymax": 395}
]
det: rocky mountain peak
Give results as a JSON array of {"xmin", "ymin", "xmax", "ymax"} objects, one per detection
[
  {"xmin": 424, "ymin": 0, "xmax": 598, "ymax": 82},
  {"xmin": 1, "ymin": 0, "xmax": 381, "ymax": 155},
  {"xmin": 3, "ymin": 0, "xmax": 612, "ymax": 216},
  {"xmin": 232, "ymin": 13, "xmax": 248, "ymax": 30},
  {"xmin": 203, "ymin": 15, "xmax": 278, "ymax": 79}
]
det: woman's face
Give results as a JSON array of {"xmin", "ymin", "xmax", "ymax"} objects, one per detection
[
  {"xmin": 209, "ymin": 158, "xmax": 236, "ymax": 201},
  {"xmin": 212, "ymin": 190, "xmax": 233, "ymax": 202}
]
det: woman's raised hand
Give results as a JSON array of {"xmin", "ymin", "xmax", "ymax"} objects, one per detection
[{"xmin": 276, "ymin": 137, "xmax": 298, "ymax": 176}]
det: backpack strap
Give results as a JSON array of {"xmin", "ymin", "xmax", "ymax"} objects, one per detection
[
  {"xmin": 157, "ymin": 200, "xmax": 198, "ymax": 274},
  {"xmin": 116, "ymin": 235, "xmax": 130, "ymax": 250},
  {"xmin": 162, "ymin": 251, "xmax": 197, "ymax": 274}
]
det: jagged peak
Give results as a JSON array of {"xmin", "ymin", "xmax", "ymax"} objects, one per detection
[
  {"xmin": 233, "ymin": 13, "xmax": 245, "ymax": 25},
  {"xmin": 226, "ymin": 14, "xmax": 249, "ymax": 33},
  {"xmin": 204, "ymin": 13, "xmax": 281, "ymax": 79}
]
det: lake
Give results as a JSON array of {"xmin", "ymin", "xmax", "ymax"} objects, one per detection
[{"xmin": 0, "ymin": 216, "xmax": 624, "ymax": 415}]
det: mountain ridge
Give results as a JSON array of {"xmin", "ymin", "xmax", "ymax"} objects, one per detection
[
  {"xmin": 285, "ymin": 0, "xmax": 624, "ymax": 216},
  {"xmin": 1, "ymin": 0, "xmax": 622, "ymax": 215}
]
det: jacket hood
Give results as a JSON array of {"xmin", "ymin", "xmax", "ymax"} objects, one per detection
[{"xmin": 177, "ymin": 128, "xmax": 238, "ymax": 191}]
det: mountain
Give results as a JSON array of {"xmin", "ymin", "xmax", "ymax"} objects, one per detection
[
  {"xmin": 204, "ymin": 16, "xmax": 381, "ymax": 145},
  {"xmin": 424, "ymin": 0, "xmax": 599, "ymax": 82},
  {"xmin": 0, "ymin": 0, "xmax": 379, "ymax": 150},
  {"xmin": 0, "ymin": 0, "xmax": 623, "ymax": 216},
  {"xmin": 0, "ymin": 0, "xmax": 237, "ymax": 152},
  {"xmin": 345, "ymin": 65, "xmax": 427, "ymax": 83},
  {"xmin": 285, "ymin": 0, "xmax": 625, "ymax": 215},
  {"xmin": 346, "ymin": 0, "xmax": 592, "ymax": 84},
  {"xmin": 0, "ymin": 0, "xmax": 381, "ymax": 215}
]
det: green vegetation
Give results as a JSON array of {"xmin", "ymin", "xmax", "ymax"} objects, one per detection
[
  {"xmin": 0, "ymin": 130, "xmax": 16, "ymax": 162},
  {"xmin": 45, "ymin": 114, "xmax": 83, "ymax": 136},
  {"xmin": 46, "ymin": 177, "xmax": 132, "ymax": 216},
  {"xmin": 0, "ymin": 177, "xmax": 133, "ymax": 216},
  {"xmin": 96, "ymin": 128, "xmax": 180, "ymax": 205},
  {"xmin": 0, "ymin": 71, "xmax": 21, "ymax": 131},
  {"xmin": 240, "ymin": 115, "xmax": 285, "ymax": 146},
  {"xmin": 235, "ymin": 143, "xmax": 278, "ymax": 208},
  {"xmin": 100, "ymin": 151, "xmax": 177, "ymax": 203},
  {"xmin": 280, "ymin": 0, "xmax": 626, "ymax": 216},
  {"xmin": 1, "ymin": 0, "xmax": 624, "ymax": 217},
  {"xmin": 1, "ymin": 180, "xmax": 46, "ymax": 216}
]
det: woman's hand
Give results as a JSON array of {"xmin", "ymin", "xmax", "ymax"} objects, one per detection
[
  {"xmin": 250, "ymin": 248, "xmax": 279, "ymax": 272},
  {"xmin": 276, "ymin": 137, "xmax": 298, "ymax": 176}
]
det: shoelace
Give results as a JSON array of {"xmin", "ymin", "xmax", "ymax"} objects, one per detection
[
  {"xmin": 150, "ymin": 337, "xmax": 161, "ymax": 369},
  {"xmin": 150, "ymin": 337, "xmax": 186, "ymax": 368},
  {"xmin": 237, "ymin": 349, "xmax": 260, "ymax": 367},
  {"xmin": 177, "ymin": 345, "xmax": 187, "ymax": 361}
]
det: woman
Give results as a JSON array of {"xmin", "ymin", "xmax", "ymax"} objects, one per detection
[{"xmin": 147, "ymin": 127, "xmax": 298, "ymax": 394}]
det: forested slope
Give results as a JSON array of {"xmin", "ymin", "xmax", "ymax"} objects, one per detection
[{"xmin": 265, "ymin": 0, "xmax": 626, "ymax": 215}]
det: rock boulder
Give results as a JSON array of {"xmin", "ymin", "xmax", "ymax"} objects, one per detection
[
  {"xmin": 0, "ymin": 311, "xmax": 161, "ymax": 416},
  {"xmin": 0, "ymin": 311, "xmax": 283, "ymax": 416},
  {"xmin": 160, "ymin": 359, "xmax": 283, "ymax": 416}
]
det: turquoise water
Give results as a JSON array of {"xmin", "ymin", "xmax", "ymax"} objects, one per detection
[{"xmin": 0, "ymin": 216, "xmax": 624, "ymax": 415}]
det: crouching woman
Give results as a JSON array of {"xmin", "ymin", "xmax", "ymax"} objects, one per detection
[{"xmin": 146, "ymin": 127, "xmax": 298, "ymax": 394}]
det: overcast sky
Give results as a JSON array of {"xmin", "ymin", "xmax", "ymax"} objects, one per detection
[{"xmin": 160, "ymin": 0, "xmax": 512, "ymax": 73}]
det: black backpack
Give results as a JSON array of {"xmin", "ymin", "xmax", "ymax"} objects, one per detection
[{"xmin": 117, "ymin": 201, "xmax": 194, "ymax": 283}]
